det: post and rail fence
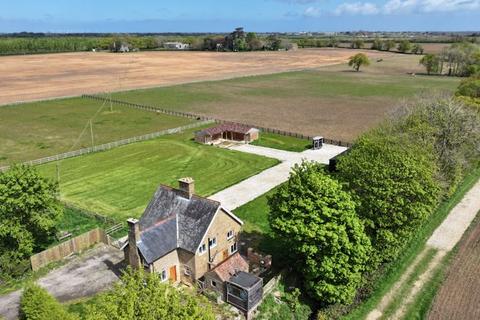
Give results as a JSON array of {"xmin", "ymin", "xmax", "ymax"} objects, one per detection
[
  {"xmin": 82, "ymin": 94, "xmax": 353, "ymax": 148},
  {"xmin": 0, "ymin": 120, "xmax": 214, "ymax": 172}
]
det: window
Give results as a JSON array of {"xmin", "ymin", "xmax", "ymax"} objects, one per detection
[
  {"xmin": 230, "ymin": 242, "xmax": 238, "ymax": 254},
  {"xmin": 184, "ymin": 265, "xmax": 192, "ymax": 276},
  {"xmin": 209, "ymin": 237, "xmax": 217, "ymax": 248},
  {"xmin": 227, "ymin": 230, "xmax": 234, "ymax": 240},
  {"xmin": 198, "ymin": 243, "xmax": 206, "ymax": 255},
  {"xmin": 160, "ymin": 269, "xmax": 167, "ymax": 282},
  {"xmin": 211, "ymin": 280, "xmax": 217, "ymax": 288}
]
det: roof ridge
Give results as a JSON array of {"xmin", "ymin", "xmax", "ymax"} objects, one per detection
[{"xmin": 157, "ymin": 184, "xmax": 222, "ymax": 207}]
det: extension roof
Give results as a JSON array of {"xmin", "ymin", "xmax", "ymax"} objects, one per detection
[
  {"xmin": 134, "ymin": 185, "xmax": 242, "ymax": 264},
  {"xmin": 228, "ymin": 271, "xmax": 262, "ymax": 290},
  {"xmin": 197, "ymin": 123, "xmax": 258, "ymax": 137},
  {"xmin": 210, "ymin": 252, "xmax": 249, "ymax": 282}
]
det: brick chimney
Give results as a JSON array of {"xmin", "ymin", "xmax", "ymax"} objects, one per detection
[
  {"xmin": 178, "ymin": 177, "xmax": 195, "ymax": 199},
  {"xmin": 126, "ymin": 218, "xmax": 141, "ymax": 269}
]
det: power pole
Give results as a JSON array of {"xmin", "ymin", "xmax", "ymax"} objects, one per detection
[{"xmin": 89, "ymin": 119, "xmax": 94, "ymax": 148}]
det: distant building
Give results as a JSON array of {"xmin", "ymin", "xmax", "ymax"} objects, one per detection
[{"xmin": 163, "ymin": 42, "xmax": 190, "ymax": 50}]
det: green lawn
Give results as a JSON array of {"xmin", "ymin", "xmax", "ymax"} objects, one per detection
[
  {"xmin": 0, "ymin": 97, "xmax": 195, "ymax": 166},
  {"xmin": 252, "ymin": 132, "xmax": 311, "ymax": 152},
  {"xmin": 38, "ymin": 128, "xmax": 279, "ymax": 221}
]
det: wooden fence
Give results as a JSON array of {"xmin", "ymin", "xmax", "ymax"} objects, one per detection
[
  {"xmin": 30, "ymin": 228, "xmax": 109, "ymax": 271},
  {"xmin": 83, "ymin": 94, "xmax": 353, "ymax": 148},
  {"xmin": 0, "ymin": 120, "xmax": 213, "ymax": 172},
  {"xmin": 263, "ymin": 272, "xmax": 283, "ymax": 296}
]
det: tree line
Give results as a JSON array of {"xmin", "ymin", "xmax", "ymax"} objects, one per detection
[
  {"xmin": 267, "ymin": 87, "xmax": 480, "ymax": 315},
  {"xmin": 420, "ymin": 42, "xmax": 480, "ymax": 77}
]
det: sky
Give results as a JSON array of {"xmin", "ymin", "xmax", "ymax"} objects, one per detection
[{"xmin": 0, "ymin": 0, "xmax": 479, "ymax": 33}]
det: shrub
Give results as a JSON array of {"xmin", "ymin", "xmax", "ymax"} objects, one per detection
[{"xmin": 19, "ymin": 284, "xmax": 77, "ymax": 320}]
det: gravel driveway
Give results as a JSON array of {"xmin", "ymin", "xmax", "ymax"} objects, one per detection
[
  {"xmin": 0, "ymin": 245, "xmax": 124, "ymax": 320},
  {"xmin": 209, "ymin": 144, "xmax": 347, "ymax": 210}
]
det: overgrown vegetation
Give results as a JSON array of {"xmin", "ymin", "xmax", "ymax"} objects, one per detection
[{"xmin": 19, "ymin": 268, "xmax": 215, "ymax": 320}]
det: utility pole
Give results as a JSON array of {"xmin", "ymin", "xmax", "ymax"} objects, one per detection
[{"xmin": 89, "ymin": 119, "xmax": 94, "ymax": 148}]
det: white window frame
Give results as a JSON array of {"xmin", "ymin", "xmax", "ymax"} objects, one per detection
[
  {"xmin": 209, "ymin": 237, "xmax": 217, "ymax": 248},
  {"xmin": 160, "ymin": 269, "xmax": 167, "ymax": 282},
  {"xmin": 229, "ymin": 242, "xmax": 238, "ymax": 254},
  {"xmin": 184, "ymin": 265, "xmax": 191, "ymax": 276},
  {"xmin": 227, "ymin": 230, "xmax": 234, "ymax": 240},
  {"xmin": 198, "ymin": 243, "xmax": 206, "ymax": 255}
]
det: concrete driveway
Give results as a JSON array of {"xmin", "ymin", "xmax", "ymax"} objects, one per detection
[
  {"xmin": 209, "ymin": 144, "xmax": 347, "ymax": 210},
  {"xmin": 0, "ymin": 245, "xmax": 124, "ymax": 320}
]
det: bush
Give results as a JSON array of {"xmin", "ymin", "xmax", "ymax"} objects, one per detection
[
  {"xmin": 268, "ymin": 162, "xmax": 371, "ymax": 304},
  {"xmin": 19, "ymin": 284, "xmax": 77, "ymax": 320}
]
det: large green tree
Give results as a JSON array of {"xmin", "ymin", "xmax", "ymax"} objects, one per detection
[
  {"xmin": 0, "ymin": 165, "xmax": 62, "ymax": 277},
  {"xmin": 268, "ymin": 162, "xmax": 371, "ymax": 305},
  {"xmin": 397, "ymin": 40, "xmax": 412, "ymax": 53},
  {"xmin": 337, "ymin": 133, "xmax": 440, "ymax": 263},
  {"xmin": 85, "ymin": 268, "xmax": 215, "ymax": 320}
]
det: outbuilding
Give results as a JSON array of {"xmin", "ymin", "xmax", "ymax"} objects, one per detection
[{"xmin": 195, "ymin": 123, "xmax": 260, "ymax": 144}]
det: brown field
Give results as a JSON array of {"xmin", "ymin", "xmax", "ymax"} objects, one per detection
[
  {"xmin": 0, "ymin": 48, "xmax": 386, "ymax": 105},
  {"xmin": 428, "ymin": 215, "xmax": 480, "ymax": 320}
]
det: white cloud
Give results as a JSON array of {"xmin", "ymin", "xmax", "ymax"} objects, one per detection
[
  {"xmin": 303, "ymin": 6, "xmax": 322, "ymax": 17},
  {"xmin": 334, "ymin": 2, "xmax": 380, "ymax": 15},
  {"xmin": 383, "ymin": 0, "xmax": 418, "ymax": 14},
  {"xmin": 420, "ymin": 0, "xmax": 480, "ymax": 12}
]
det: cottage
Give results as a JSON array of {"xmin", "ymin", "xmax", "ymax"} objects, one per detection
[{"xmin": 195, "ymin": 123, "xmax": 260, "ymax": 144}]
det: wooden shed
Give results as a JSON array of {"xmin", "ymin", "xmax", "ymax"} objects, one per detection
[{"xmin": 195, "ymin": 123, "xmax": 259, "ymax": 144}]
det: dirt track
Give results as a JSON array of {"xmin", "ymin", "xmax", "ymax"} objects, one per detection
[{"xmin": 0, "ymin": 49, "xmax": 384, "ymax": 105}]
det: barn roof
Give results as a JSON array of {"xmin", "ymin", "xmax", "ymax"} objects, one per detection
[{"xmin": 197, "ymin": 123, "xmax": 258, "ymax": 136}]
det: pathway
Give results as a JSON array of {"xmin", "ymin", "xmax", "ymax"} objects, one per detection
[
  {"xmin": 209, "ymin": 144, "xmax": 347, "ymax": 210},
  {"xmin": 0, "ymin": 245, "xmax": 123, "ymax": 320},
  {"xmin": 366, "ymin": 179, "xmax": 480, "ymax": 320}
]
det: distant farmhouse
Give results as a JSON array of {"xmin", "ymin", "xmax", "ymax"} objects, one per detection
[
  {"xmin": 195, "ymin": 123, "xmax": 260, "ymax": 145},
  {"xmin": 123, "ymin": 178, "xmax": 263, "ymax": 318},
  {"xmin": 163, "ymin": 42, "xmax": 190, "ymax": 50}
]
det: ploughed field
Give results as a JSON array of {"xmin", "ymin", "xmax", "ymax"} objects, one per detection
[
  {"xmin": 38, "ymin": 128, "xmax": 279, "ymax": 221},
  {"xmin": 428, "ymin": 214, "xmax": 480, "ymax": 320},
  {"xmin": 0, "ymin": 97, "xmax": 195, "ymax": 166},
  {"xmin": 0, "ymin": 48, "xmax": 384, "ymax": 105},
  {"xmin": 108, "ymin": 54, "xmax": 460, "ymax": 141}
]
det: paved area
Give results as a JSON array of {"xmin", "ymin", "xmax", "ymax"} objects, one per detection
[
  {"xmin": 209, "ymin": 144, "xmax": 347, "ymax": 210},
  {"xmin": 0, "ymin": 245, "xmax": 124, "ymax": 320},
  {"xmin": 367, "ymin": 179, "xmax": 480, "ymax": 320}
]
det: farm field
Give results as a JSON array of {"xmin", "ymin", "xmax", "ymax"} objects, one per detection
[
  {"xmin": 108, "ymin": 54, "xmax": 460, "ymax": 141},
  {"xmin": 38, "ymin": 128, "xmax": 279, "ymax": 221},
  {"xmin": 0, "ymin": 48, "xmax": 386, "ymax": 106},
  {"xmin": 0, "ymin": 97, "xmax": 195, "ymax": 166},
  {"xmin": 427, "ymin": 213, "xmax": 480, "ymax": 320}
]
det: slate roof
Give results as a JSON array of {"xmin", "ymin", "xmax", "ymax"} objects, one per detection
[
  {"xmin": 196, "ymin": 123, "xmax": 258, "ymax": 136},
  {"xmin": 211, "ymin": 253, "xmax": 249, "ymax": 282},
  {"xmin": 135, "ymin": 185, "xmax": 222, "ymax": 264}
]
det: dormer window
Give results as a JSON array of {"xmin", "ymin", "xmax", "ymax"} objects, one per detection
[
  {"xmin": 198, "ymin": 243, "xmax": 206, "ymax": 255},
  {"xmin": 209, "ymin": 237, "xmax": 217, "ymax": 248},
  {"xmin": 227, "ymin": 230, "xmax": 234, "ymax": 240}
]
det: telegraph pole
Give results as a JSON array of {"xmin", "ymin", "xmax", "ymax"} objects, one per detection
[{"xmin": 89, "ymin": 120, "xmax": 94, "ymax": 148}]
